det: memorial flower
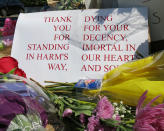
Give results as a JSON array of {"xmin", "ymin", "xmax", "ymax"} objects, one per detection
[
  {"xmin": 87, "ymin": 116, "xmax": 102, "ymax": 131},
  {"xmin": 134, "ymin": 91, "xmax": 164, "ymax": 131},
  {"xmin": 2, "ymin": 35, "xmax": 13, "ymax": 47},
  {"xmin": 0, "ymin": 18, "xmax": 16, "ymax": 47},
  {"xmin": 0, "ymin": 18, "xmax": 16, "ymax": 37},
  {"xmin": 0, "ymin": 57, "xmax": 26, "ymax": 77},
  {"xmin": 96, "ymin": 96, "xmax": 114, "ymax": 119},
  {"xmin": 87, "ymin": 96, "xmax": 120, "ymax": 131},
  {"xmin": 80, "ymin": 113, "xmax": 86, "ymax": 124},
  {"xmin": 63, "ymin": 108, "xmax": 73, "ymax": 117}
]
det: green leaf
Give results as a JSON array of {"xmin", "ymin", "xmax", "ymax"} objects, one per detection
[
  {"xmin": 58, "ymin": 6, "xmax": 64, "ymax": 10},
  {"xmin": 3, "ymin": 76, "xmax": 8, "ymax": 80},
  {"xmin": 67, "ymin": 98, "xmax": 73, "ymax": 103},
  {"xmin": 0, "ymin": 42, "xmax": 4, "ymax": 50},
  {"xmin": 0, "ymin": 69, "xmax": 16, "ymax": 75},
  {"xmin": 74, "ymin": 109, "xmax": 92, "ymax": 116},
  {"xmin": 58, "ymin": 102, "xmax": 65, "ymax": 117},
  {"xmin": 77, "ymin": 105, "xmax": 95, "ymax": 110},
  {"xmin": 7, "ymin": 68, "xmax": 16, "ymax": 74},
  {"xmin": 7, "ymin": 114, "xmax": 43, "ymax": 131},
  {"xmin": 0, "ymin": 72, "xmax": 4, "ymax": 75},
  {"xmin": 68, "ymin": 7, "xmax": 73, "ymax": 10},
  {"xmin": 101, "ymin": 119, "xmax": 127, "ymax": 131}
]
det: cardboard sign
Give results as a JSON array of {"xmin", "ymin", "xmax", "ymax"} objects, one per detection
[
  {"xmin": 11, "ymin": 8, "xmax": 148, "ymax": 84},
  {"xmin": 118, "ymin": 0, "xmax": 164, "ymax": 41}
]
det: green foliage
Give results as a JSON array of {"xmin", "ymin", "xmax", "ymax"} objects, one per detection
[
  {"xmin": 101, "ymin": 119, "xmax": 134, "ymax": 131},
  {"xmin": 44, "ymin": 82, "xmax": 136, "ymax": 131},
  {"xmin": 20, "ymin": 0, "xmax": 47, "ymax": 7},
  {"xmin": 49, "ymin": 93, "xmax": 95, "ymax": 118},
  {"xmin": 56, "ymin": 0, "xmax": 85, "ymax": 10},
  {"xmin": 7, "ymin": 114, "xmax": 43, "ymax": 131},
  {"xmin": 0, "ymin": 42, "xmax": 4, "ymax": 50}
]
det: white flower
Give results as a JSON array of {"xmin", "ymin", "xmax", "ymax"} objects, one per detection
[
  {"xmin": 127, "ymin": 110, "xmax": 131, "ymax": 113},
  {"xmin": 120, "ymin": 115, "xmax": 124, "ymax": 118},
  {"xmin": 120, "ymin": 101, "xmax": 123, "ymax": 104},
  {"xmin": 113, "ymin": 102, "xmax": 118, "ymax": 106},
  {"xmin": 115, "ymin": 111, "xmax": 119, "ymax": 115},
  {"xmin": 112, "ymin": 114, "xmax": 116, "ymax": 119},
  {"xmin": 115, "ymin": 107, "xmax": 120, "ymax": 111}
]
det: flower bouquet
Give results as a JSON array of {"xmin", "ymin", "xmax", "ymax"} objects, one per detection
[{"xmin": 1, "ymin": 51, "xmax": 164, "ymax": 131}]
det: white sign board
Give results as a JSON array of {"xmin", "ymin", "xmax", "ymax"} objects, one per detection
[
  {"xmin": 12, "ymin": 8, "xmax": 148, "ymax": 84},
  {"xmin": 118, "ymin": 0, "xmax": 164, "ymax": 41}
]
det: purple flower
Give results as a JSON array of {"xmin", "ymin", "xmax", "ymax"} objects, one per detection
[
  {"xmin": 87, "ymin": 116, "xmax": 102, "ymax": 131},
  {"xmin": 80, "ymin": 113, "xmax": 86, "ymax": 124},
  {"xmin": 87, "ymin": 97, "xmax": 119, "ymax": 131},
  {"xmin": 63, "ymin": 108, "xmax": 72, "ymax": 117},
  {"xmin": 87, "ymin": 115, "xmax": 114, "ymax": 131},
  {"xmin": 0, "ymin": 90, "xmax": 48, "ymax": 131},
  {"xmin": 115, "ymin": 115, "xmax": 121, "ymax": 121},
  {"xmin": 134, "ymin": 90, "xmax": 164, "ymax": 131},
  {"xmin": 0, "ymin": 18, "xmax": 16, "ymax": 37},
  {"xmin": 2, "ymin": 35, "xmax": 13, "ymax": 46},
  {"xmin": 96, "ymin": 96, "xmax": 114, "ymax": 119},
  {"xmin": 0, "ymin": 18, "xmax": 16, "ymax": 47}
]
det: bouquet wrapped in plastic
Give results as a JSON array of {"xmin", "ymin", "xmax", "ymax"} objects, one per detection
[
  {"xmin": 84, "ymin": 51, "xmax": 164, "ymax": 106},
  {"xmin": 45, "ymin": 51, "xmax": 164, "ymax": 106},
  {"xmin": 0, "ymin": 74, "xmax": 64, "ymax": 131}
]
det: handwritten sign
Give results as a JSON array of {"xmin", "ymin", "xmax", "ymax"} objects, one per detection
[
  {"xmin": 118, "ymin": 0, "xmax": 164, "ymax": 41},
  {"xmin": 11, "ymin": 8, "xmax": 148, "ymax": 84}
]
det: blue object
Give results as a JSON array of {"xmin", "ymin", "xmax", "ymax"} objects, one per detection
[{"xmin": 75, "ymin": 79, "xmax": 102, "ymax": 90}]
